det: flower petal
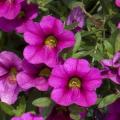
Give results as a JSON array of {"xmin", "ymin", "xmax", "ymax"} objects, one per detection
[
  {"xmin": 40, "ymin": 15, "xmax": 64, "ymax": 36},
  {"xmin": 84, "ymin": 68, "xmax": 102, "ymax": 81},
  {"xmin": 74, "ymin": 90, "xmax": 97, "ymax": 107},
  {"xmin": 82, "ymin": 68, "xmax": 102, "ymax": 90},
  {"xmin": 63, "ymin": 58, "xmax": 78, "ymax": 76},
  {"xmin": 0, "ymin": 51, "xmax": 22, "ymax": 70},
  {"xmin": 0, "ymin": 17, "xmax": 19, "ymax": 32},
  {"xmin": 101, "ymin": 59, "xmax": 113, "ymax": 67},
  {"xmin": 115, "ymin": 0, "xmax": 120, "ymax": 7},
  {"xmin": 24, "ymin": 21, "xmax": 45, "ymax": 45},
  {"xmin": 77, "ymin": 59, "xmax": 90, "ymax": 77},
  {"xmin": 0, "ymin": 65, "xmax": 8, "ymax": 76},
  {"xmin": 17, "ymin": 72, "xmax": 34, "ymax": 90},
  {"xmin": 112, "ymin": 51, "xmax": 120, "ymax": 67},
  {"xmin": 49, "ymin": 65, "xmax": 68, "ymax": 88},
  {"xmin": 51, "ymin": 88, "xmax": 73, "ymax": 106},
  {"xmin": 24, "ymin": 45, "xmax": 59, "ymax": 67},
  {"xmin": 34, "ymin": 77, "xmax": 49, "ymax": 91},
  {"xmin": 0, "ymin": 1, "xmax": 21, "ymax": 20},
  {"xmin": 0, "ymin": 79, "xmax": 21, "ymax": 104},
  {"xmin": 57, "ymin": 30, "xmax": 75, "ymax": 50}
]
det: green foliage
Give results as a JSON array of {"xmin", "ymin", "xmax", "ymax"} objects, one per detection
[
  {"xmin": 98, "ymin": 93, "xmax": 120, "ymax": 108},
  {"xmin": 32, "ymin": 97, "xmax": 52, "ymax": 107},
  {"xmin": 0, "ymin": 102, "xmax": 15, "ymax": 116}
]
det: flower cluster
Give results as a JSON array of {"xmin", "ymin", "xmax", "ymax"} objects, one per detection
[
  {"xmin": 101, "ymin": 51, "xmax": 120, "ymax": 84},
  {"xmin": 1, "ymin": 0, "xmax": 120, "ymax": 120}
]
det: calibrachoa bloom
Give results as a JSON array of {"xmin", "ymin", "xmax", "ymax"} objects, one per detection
[
  {"xmin": 0, "ymin": 1, "xmax": 38, "ymax": 33},
  {"xmin": 11, "ymin": 112, "xmax": 44, "ymax": 120},
  {"xmin": 66, "ymin": 6, "xmax": 85, "ymax": 32},
  {"xmin": 23, "ymin": 15, "xmax": 75, "ymax": 67},
  {"xmin": 49, "ymin": 58, "xmax": 102, "ymax": 107},
  {"xmin": 115, "ymin": 0, "xmax": 120, "ymax": 7},
  {"xmin": 101, "ymin": 51, "xmax": 120, "ymax": 84},
  {"xmin": 105, "ymin": 99, "xmax": 120, "ymax": 120},
  {"xmin": 0, "ymin": 51, "xmax": 22, "ymax": 104},
  {"xmin": 0, "ymin": 0, "xmax": 24, "ymax": 20},
  {"xmin": 17, "ymin": 60, "xmax": 49, "ymax": 91}
]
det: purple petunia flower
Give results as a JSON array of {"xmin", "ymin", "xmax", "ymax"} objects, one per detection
[
  {"xmin": 23, "ymin": 15, "xmax": 75, "ymax": 67},
  {"xmin": 66, "ymin": 6, "xmax": 85, "ymax": 32},
  {"xmin": 0, "ymin": 1, "xmax": 38, "ymax": 33},
  {"xmin": 101, "ymin": 51, "xmax": 120, "ymax": 84},
  {"xmin": 0, "ymin": 0, "xmax": 24, "ymax": 20},
  {"xmin": 11, "ymin": 112, "xmax": 44, "ymax": 120},
  {"xmin": 49, "ymin": 58, "xmax": 102, "ymax": 107},
  {"xmin": 0, "ymin": 51, "xmax": 22, "ymax": 104},
  {"xmin": 115, "ymin": 0, "xmax": 120, "ymax": 7},
  {"xmin": 105, "ymin": 99, "xmax": 120, "ymax": 120},
  {"xmin": 17, "ymin": 60, "xmax": 49, "ymax": 91}
]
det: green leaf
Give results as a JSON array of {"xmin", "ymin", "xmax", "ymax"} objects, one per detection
[
  {"xmin": 14, "ymin": 96, "xmax": 26, "ymax": 116},
  {"xmin": 32, "ymin": 97, "xmax": 52, "ymax": 107},
  {"xmin": 0, "ymin": 102, "xmax": 15, "ymax": 116},
  {"xmin": 115, "ymin": 33, "xmax": 120, "ymax": 52},
  {"xmin": 104, "ymin": 40, "xmax": 114, "ymax": 58},
  {"xmin": 65, "ymin": 22, "xmax": 78, "ymax": 30},
  {"xmin": 72, "ymin": 50, "xmax": 93, "ymax": 58},
  {"xmin": 98, "ymin": 94, "xmax": 120, "ymax": 108},
  {"xmin": 69, "ymin": 105, "xmax": 83, "ymax": 114},
  {"xmin": 68, "ymin": 1, "xmax": 83, "ymax": 9},
  {"xmin": 73, "ymin": 32, "xmax": 82, "ymax": 54},
  {"xmin": 70, "ymin": 113, "xmax": 80, "ymax": 120},
  {"xmin": 42, "ymin": 102, "xmax": 54, "ymax": 119},
  {"xmin": 100, "ymin": 0, "xmax": 111, "ymax": 15}
]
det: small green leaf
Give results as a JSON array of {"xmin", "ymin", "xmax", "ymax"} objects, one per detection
[
  {"xmin": 69, "ymin": 1, "xmax": 83, "ymax": 9},
  {"xmin": 72, "ymin": 50, "xmax": 93, "ymax": 58},
  {"xmin": 98, "ymin": 94, "xmax": 120, "ymax": 108},
  {"xmin": 70, "ymin": 113, "xmax": 80, "ymax": 120},
  {"xmin": 69, "ymin": 105, "xmax": 83, "ymax": 114},
  {"xmin": 0, "ymin": 102, "xmax": 15, "ymax": 116},
  {"xmin": 42, "ymin": 102, "xmax": 54, "ymax": 119},
  {"xmin": 65, "ymin": 22, "xmax": 78, "ymax": 30},
  {"xmin": 14, "ymin": 96, "xmax": 26, "ymax": 116},
  {"xmin": 73, "ymin": 32, "xmax": 82, "ymax": 54},
  {"xmin": 104, "ymin": 40, "xmax": 113, "ymax": 58},
  {"xmin": 115, "ymin": 33, "xmax": 120, "ymax": 52},
  {"xmin": 32, "ymin": 97, "xmax": 52, "ymax": 107}
]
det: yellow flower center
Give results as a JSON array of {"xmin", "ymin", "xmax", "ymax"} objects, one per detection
[
  {"xmin": 8, "ymin": 67, "xmax": 17, "ymax": 84},
  {"xmin": 69, "ymin": 77, "xmax": 81, "ymax": 88},
  {"xmin": 39, "ymin": 67, "xmax": 51, "ymax": 77},
  {"xmin": 44, "ymin": 36, "xmax": 57, "ymax": 47}
]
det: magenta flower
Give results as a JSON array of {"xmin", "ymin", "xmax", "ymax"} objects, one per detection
[
  {"xmin": 101, "ymin": 51, "xmax": 120, "ymax": 84},
  {"xmin": 17, "ymin": 60, "xmax": 49, "ymax": 91},
  {"xmin": 49, "ymin": 58, "xmax": 102, "ymax": 107},
  {"xmin": 0, "ymin": 0, "xmax": 24, "ymax": 20},
  {"xmin": 0, "ymin": 1, "xmax": 38, "ymax": 33},
  {"xmin": 66, "ymin": 6, "xmax": 85, "ymax": 32},
  {"xmin": 105, "ymin": 99, "xmax": 120, "ymax": 120},
  {"xmin": 0, "ymin": 51, "xmax": 22, "ymax": 104},
  {"xmin": 11, "ymin": 112, "xmax": 44, "ymax": 120},
  {"xmin": 115, "ymin": 0, "xmax": 120, "ymax": 7},
  {"xmin": 23, "ymin": 15, "xmax": 75, "ymax": 67}
]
